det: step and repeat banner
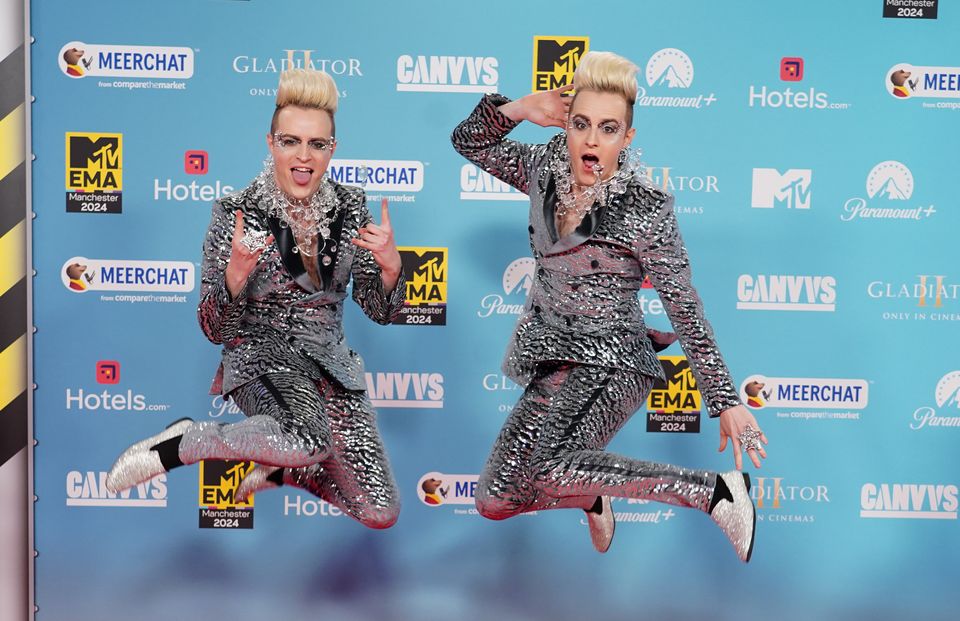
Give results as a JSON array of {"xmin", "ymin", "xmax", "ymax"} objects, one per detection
[{"xmin": 30, "ymin": 1, "xmax": 958, "ymax": 620}]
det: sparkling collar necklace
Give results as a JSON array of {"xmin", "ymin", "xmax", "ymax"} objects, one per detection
[
  {"xmin": 548, "ymin": 137, "xmax": 646, "ymax": 218},
  {"xmin": 256, "ymin": 156, "xmax": 338, "ymax": 257}
]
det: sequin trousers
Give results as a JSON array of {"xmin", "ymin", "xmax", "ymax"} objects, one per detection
[
  {"xmin": 476, "ymin": 363, "xmax": 716, "ymax": 519},
  {"xmin": 179, "ymin": 372, "xmax": 399, "ymax": 529}
]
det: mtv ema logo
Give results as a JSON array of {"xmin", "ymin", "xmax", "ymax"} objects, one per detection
[
  {"xmin": 532, "ymin": 36, "xmax": 588, "ymax": 92},
  {"xmin": 365, "ymin": 371, "xmax": 444, "ymax": 408},
  {"xmin": 736, "ymin": 274, "xmax": 836, "ymax": 311},
  {"xmin": 65, "ymin": 132, "xmax": 122, "ymax": 213},
  {"xmin": 910, "ymin": 371, "xmax": 960, "ymax": 430},
  {"xmin": 751, "ymin": 168, "xmax": 812, "ymax": 209},
  {"xmin": 886, "ymin": 63, "xmax": 960, "ymax": 100},
  {"xmin": 842, "ymin": 161, "xmax": 935, "ymax": 222},
  {"xmin": 396, "ymin": 55, "xmax": 498, "ymax": 93},
  {"xmin": 66, "ymin": 470, "xmax": 166, "ymax": 507},
  {"xmin": 460, "ymin": 164, "xmax": 525, "ymax": 201},
  {"xmin": 199, "ymin": 460, "xmax": 254, "ymax": 529},
  {"xmin": 58, "ymin": 41, "xmax": 194, "ymax": 80},
  {"xmin": 646, "ymin": 356, "xmax": 702, "ymax": 433},
  {"xmin": 394, "ymin": 247, "xmax": 447, "ymax": 326},
  {"xmin": 861, "ymin": 483, "xmax": 958, "ymax": 519},
  {"xmin": 418, "ymin": 472, "xmax": 479, "ymax": 514},
  {"xmin": 478, "ymin": 257, "xmax": 534, "ymax": 318},
  {"xmin": 638, "ymin": 48, "xmax": 716, "ymax": 109}
]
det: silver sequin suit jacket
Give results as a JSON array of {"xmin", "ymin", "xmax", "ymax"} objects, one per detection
[
  {"xmin": 452, "ymin": 94, "xmax": 741, "ymax": 417},
  {"xmin": 197, "ymin": 177, "xmax": 406, "ymax": 395}
]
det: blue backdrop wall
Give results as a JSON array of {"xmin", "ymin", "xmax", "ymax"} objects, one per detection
[{"xmin": 30, "ymin": 1, "xmax": 959, "ymax": 620}]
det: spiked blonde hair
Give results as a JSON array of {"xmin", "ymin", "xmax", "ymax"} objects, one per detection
[
  {"xmin": 270, "ymin": 69, "xmax": 339, "ymax": 134},
  {"xmin": 572, "ymin": 51, "xmax": 639, "ymax": 126}
]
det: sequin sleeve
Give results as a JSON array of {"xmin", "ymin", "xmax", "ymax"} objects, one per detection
[
  {"xmin": 451, "ymin": 94, "xmax": 550, "ymax": 195},
  {"xmin": 350, "ymin": 193, "xmax": 407, "ymax": 325},
  {"xmin": 637, "ymin": 193, "xmax": 742, "ymax": 417},
  {"xmin": 197, "ymin": 199, "xmax": 248, "ymax": 344}
]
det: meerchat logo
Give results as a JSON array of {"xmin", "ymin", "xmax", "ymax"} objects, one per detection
[
  {"xmin": 66, "ymin": 471, "xmax": 166, "ymax": 507},
  {"xmin": 478, "ymin": 257, "xmax": 534, "ymax": 319},
  {"xmin": 646, "ymin": 356, "xmax": 702, "ymax": 433},
  {"xmin": 861, "ymin": 483, "xmax": 958, "ymax": 519},
  {"xmin": 886, "ymin": 63, "xmax": 960, "ymax": 100},
  {"xmin": 740, "ymin": 375, "xmax": 869, "ymax": 410},
  {"xmin": 417, "ymin": 472, "xmax": 478, "ymax": 507},
  {"xmin": 396, "ymin": 55, "xmax": 498, "ymax": 93},
  {"xmin": 58, "ymin": 42, "xmax": 193, "ymax": 79},
  {"xmin": 532, "ymin": 36, "xmax": 588, "ymax": 92},
  {"xmin": 365, "ymin": 371, "xmax": 444, "ymax": 408},
  {"xmin": 61, "ymin": 257, "xmax": 194, "ymax": 293},
  {"xmin": 737, "ymin": 274, "xmax": 836, "ymax": 311},
  {"xmin": 911, "ymin": 371, "xmax": 960, "ymax": 431},
  {"xmin": 199, "ymin": 460, "xmax": 254, "ymax": 529},
  {"xmin": 65, "ymin": 132, "xmax": 122, "ymax": 214},
  {"xmin": 328, "ymin": 159, "xmax": 424, "ymax": 194},
  {"xmin": 751, "ymin": 169, "xmax": 812, "ymax": 210},
  {"xmin": 394, "ymin": 247, "xmax": 447, "ymax": 326},
  {"xmin": 460, "ymin": 164, "xmax": 525, "ymax": 201}
]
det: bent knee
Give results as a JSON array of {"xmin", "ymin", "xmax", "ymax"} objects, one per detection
[{"xmin": 475, "ymin": 486, "xmax": 522, "ymax": 521}]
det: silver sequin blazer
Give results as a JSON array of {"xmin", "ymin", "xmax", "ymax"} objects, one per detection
[
  {"xmin": 452, "ymin": 94, "xmax": 741, "ymax": 416},
  {"xmin": 198, "ymin": 178, "xmax": 406, "ymax": 395}
]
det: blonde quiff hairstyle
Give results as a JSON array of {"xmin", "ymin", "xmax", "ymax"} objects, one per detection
[
  {"xmin": 270, "ymin": 68, "xmax": 339, "ymax": 135},
  {"xmin": 572, "ymin": 51, "xmax": 639, "ymax": 127}
]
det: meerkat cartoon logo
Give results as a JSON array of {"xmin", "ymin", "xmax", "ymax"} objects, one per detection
[
  {"xmin": 889, "ymin": 69, "xmax": 913, "ymax": 98},
  {"xmin": 744, "ymin": 381, "xmax": 771, "ymax": 408},
  {"xmin": 62, "ymin": 47, "xmax": 92, "ymax": 78},
  {"xmin": 420, "ymin": 477, "xmax": 448, "ymax": 506},
  {"xmin": 64, "ymin": 262, "xmax": 94, "ymax": 291}
]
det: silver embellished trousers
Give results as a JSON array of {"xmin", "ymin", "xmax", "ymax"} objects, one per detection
[
  {"xmin": 476, "ymin": 363, "xmax": 717, "ymax": 519},
  {"xmin": 179, "ymin": 372, "xmax": 400, "ymax": 528}
]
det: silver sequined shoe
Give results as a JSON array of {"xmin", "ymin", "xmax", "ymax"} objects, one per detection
[
  {"xmin": 585, "ymin": 496, "xmax": 615, "ymax": 553},
  {"xmin": 710, "ymin": 471, "xmax": 756, "ymax": 563},
  {"xmin": 235, "ymin": 465, "xmax": 283, "ymax": 503},
  {"xmin": 105, "ymin": 418, "xmax": 195, "ymax": 493}
]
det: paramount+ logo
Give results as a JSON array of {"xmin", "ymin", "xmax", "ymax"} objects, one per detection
[{"xmin": 531, "ymin": 36, "xmax": 588, "ymax": 92}]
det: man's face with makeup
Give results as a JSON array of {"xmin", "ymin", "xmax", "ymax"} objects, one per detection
[
  {"xmin": 565, "ymin": 90, "xmax": 636, "ymax": 186},
  {"xmin": 266, "ymin": 105, "xmax": 336, "ymax": 200}
]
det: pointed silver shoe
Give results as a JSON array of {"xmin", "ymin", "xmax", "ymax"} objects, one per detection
[
  {"xmin": 105, "ymin": 418, "xmax": 195, "ymax": 493},
  {"xmin": 235, "ymin": 465, "xmax": 282, "ymax": 503},
  {"xmin": 710, "ymin": 471, "xmax": 756, "ymax": 563},
  {"xmin": 585, "ymin": 496, "xmax": 615, "ymax": 553}
]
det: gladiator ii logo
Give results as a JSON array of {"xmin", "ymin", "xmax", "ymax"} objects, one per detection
[
  {"xmin": 532, "ymin": 36, "xmax": 589, "ymax": 92},
  {"xmin": 394, "ymin": 247, "xmax": 447, "ymax": 326},
  {"xmin": 646, "ymin": 356, "xmax": 702, "ymax": 433}
]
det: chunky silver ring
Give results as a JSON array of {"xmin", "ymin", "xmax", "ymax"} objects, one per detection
[
  {"xmin": 737, "ymin": 425, "xmax": 763, "ymax": 453},
  {"xmin": 241, "ymin": 230, "xmax": 267, "ymax": 253}
]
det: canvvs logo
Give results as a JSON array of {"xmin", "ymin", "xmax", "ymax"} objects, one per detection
[
  {"xmin": 860, "ymin": 483, "xmax": 958, "ymax": 519},
  {"xmin": 460, "ymin": 164, "xmax": 525, "ymax": 201},
  {"xmin": 365, "ymin": 371, "xmax": 444, "ymax": 408},
  {"xmin": 646, "ymin": 356, "xmax": 702, "ymax": 434},
  {"xmin": 394, "ymin": 247, "xmax": 447, "ymax": 326},
  {"xmin": 736, "ymin": 274, "xmax": 836, "ymax": 311},
  {"xmin": 841, "ymin": 161, "xmax": 935, "ymax": 222},
  {"xmin": 65, "ymin": 132, "xmax": 122, "ymax": 214},
  {"xmin": 910, "ymin": 371, "xmax": 960, "ymax": 430},
  {"xmin": 66, "ymin": 470, "xmax": 166, "ymax": 507},
  {"xmin": 532, "ymin": 36, "xmax": 588, "ymax": 92},
  {"xmin": 396, "ymin": 55, "xmax": 498, "ymax": 93}
]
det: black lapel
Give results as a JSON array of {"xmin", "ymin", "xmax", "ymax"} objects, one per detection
[
  {"xmin": 542, "ymin": 175, "xmax": 560, "ymax": 244},
  {"xmin": 266, "ymin": 215, "xmax": 318, "ymax": 293},
  {"xmin": 545, "ymin": 190, "xmax": 610, "ymax": 256}
]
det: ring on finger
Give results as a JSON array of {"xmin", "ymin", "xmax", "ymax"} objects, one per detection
[{"xmin": 241, "ymin": 230, "xmax": 267, "ymax": 252}]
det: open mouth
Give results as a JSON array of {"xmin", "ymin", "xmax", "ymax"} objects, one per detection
[
  {"xmin": 291, "ymin": 166, "xmax": 314, "ymax": 186},
  {"xmin": 581, "ymin": 154, "xmax": 601, "ymax": 175}
]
